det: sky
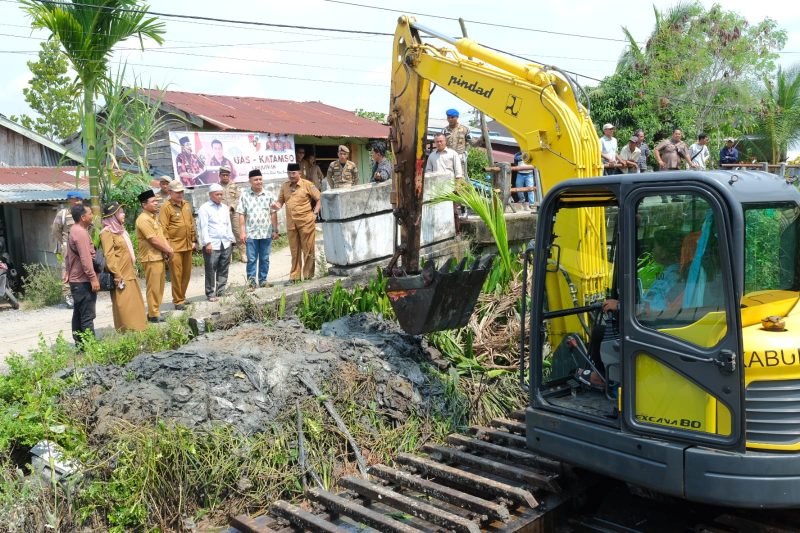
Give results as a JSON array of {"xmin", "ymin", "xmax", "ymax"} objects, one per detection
[{"xmin": 0, "ymin": 0, "xmax": 798, "ymax": 133}]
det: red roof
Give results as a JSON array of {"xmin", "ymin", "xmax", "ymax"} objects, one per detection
[
  {"xmin": 142, "ymin": 89, "xmax": 389, "ymax": 139},
  {"xmin": 0, "ymin": 167, "xmax": 86, "ymax": 189}
]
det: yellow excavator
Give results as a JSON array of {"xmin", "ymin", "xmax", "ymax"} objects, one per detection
[{"xmin": 386, "ymin": 15, "xmax": 800, "ymax": 508}]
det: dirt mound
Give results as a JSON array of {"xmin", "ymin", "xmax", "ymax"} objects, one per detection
[{"xmin": 70, "ymin": 314, "xmax": 443, "ymax": 438}]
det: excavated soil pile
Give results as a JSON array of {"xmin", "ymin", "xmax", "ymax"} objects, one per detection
[{"xmin": 70, "ymin": 314, "xmax": 446, "ymax": 438}]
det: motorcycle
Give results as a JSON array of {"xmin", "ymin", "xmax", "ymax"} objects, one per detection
[{"xmin": 0, "ymin": 256, "xmax": 19, "ymax": 309}]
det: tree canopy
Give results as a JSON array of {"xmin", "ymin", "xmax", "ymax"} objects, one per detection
[
  {"xmin": 10, "ymin": 39, "xmax": 80, "ymax": 142},
  {"xmin": 589, "ymin": 2, "xmax": 787, "ymax": 152},
  {"xmin": 22, "ymin": 0, "xmax": 165, "ymax": 214}
]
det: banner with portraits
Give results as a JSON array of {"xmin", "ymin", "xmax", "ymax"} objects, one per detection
[{"xmin": 168, "ymin": 131, "xmax": 296, "ymax": 186}]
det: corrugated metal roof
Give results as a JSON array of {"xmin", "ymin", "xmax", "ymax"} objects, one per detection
[
  {"xmin": 141, "ymin": 89, "xmax": 389, "ymax": 139},
  {"xmin": 0, "ymin": 167, "xmax": 88, "ymax": 203},
  {"xmin": 0, "ymin": 190, "xmax": 88, "ymax": 205}
]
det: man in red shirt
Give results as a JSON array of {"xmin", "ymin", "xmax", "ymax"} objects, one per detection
[{"xmin": 65, "ymin": 204, "xmax": 100, "ymax": 349}]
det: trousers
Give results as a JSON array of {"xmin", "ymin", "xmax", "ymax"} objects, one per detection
[
  {"xmin": 169, "ymin": 250, "xmax": 193, "ymax": 305},
  {"xmin": 143, "ymin": 260, "xmax": 165, "ymax": 318},
  {"xmin": 203, "ymin": 245, "xmax": 232, "ymax": 297},
  {"xmin": 70, "ymin": 282, "xmax": 96, "ymax": 348},
  {"xmin": 288, "ymin": 223, "xmax": 316, "ymax": 281}
]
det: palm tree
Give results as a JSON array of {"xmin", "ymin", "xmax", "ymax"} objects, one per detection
[
  {"xmin": 22, "ymin": 0, "xmax": 165, "ymax": 215},
  {"xmin": 758, "ymin": 65, "xmax": 800, "ymax": 163}
]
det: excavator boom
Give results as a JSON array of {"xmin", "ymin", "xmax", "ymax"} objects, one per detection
[{"xmin": 386, "ymin": 16, "xmax": 605, "ymax": 335}]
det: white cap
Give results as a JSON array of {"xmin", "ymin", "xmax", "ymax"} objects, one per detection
[
  {"xmin": 602, "ymin": 123, "xmax": 615, "ymax": 130},
  {"xmin": 209, "ymin": 183, "xmax": 223, "ymax": 192}
]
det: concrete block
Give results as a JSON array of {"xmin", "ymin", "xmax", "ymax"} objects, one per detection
[
  {"xmin": 321, "ymin": 180, "xmax": 392, "ymax": 220},
  {"xmin": 323, "ymin": 201, "xmax": 455, "ymax": 266}
]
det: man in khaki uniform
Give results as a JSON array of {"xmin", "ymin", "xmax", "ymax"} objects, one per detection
[
  {"xmin": 159, "ymin": 179, "xmax": 196, "ymax": 310},
  {"xmin": 51, "ymin": 190, "xmax": 85, "ymax": 308},
  {"xmin": 155, "ymin": 176, "xmax": 171, "ymax": 212},
  {"xmin": 273, "ymin": 163, "xmax": 321, "ymax": 281},
  {"xmin": 135, "ymin": 189, "xmax": 174, "ymax": 322},
  {"xmin": 219, "ymin": 166, "xmax": 246, "ymax": 263},
  {"xmin": 442, "ymin": 108, "xmax": 472, "ymax": 178},
  {"xmin": 325, "ymin": 145, "xmax": 358, "ymax": 189}
]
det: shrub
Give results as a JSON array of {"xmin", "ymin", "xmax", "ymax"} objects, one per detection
[{"xmin": 21, "ymin": 263, "xmax": 63, "ymax": 309}]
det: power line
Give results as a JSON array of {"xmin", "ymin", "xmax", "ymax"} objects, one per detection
[
  {"xmin": 322, "ymin": 0, "xmax": 634, "ymax": 43},
  {"xmin": 106, "ymin": 60, "xmax": 389, "ymax": 87},
  {"xmin": 21, "ymin": 0, "xmax": 393, "ymax": 36}
]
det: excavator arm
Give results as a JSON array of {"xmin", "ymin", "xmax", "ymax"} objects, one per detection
[{"xmin": 387, "ymin": 16, "xmax": 607, "ymax": 335}]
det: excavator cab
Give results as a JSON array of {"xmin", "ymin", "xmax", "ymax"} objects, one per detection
[{"xmin": 526, "ymin": 170, "xmax": 800, "ymax": 508}]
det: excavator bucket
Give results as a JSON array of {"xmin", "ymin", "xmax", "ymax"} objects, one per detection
[{"xmin": 386, "ymin": 255, "xmax": 494, "ymax": 335}]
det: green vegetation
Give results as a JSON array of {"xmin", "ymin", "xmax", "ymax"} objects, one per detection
[
  {"xmin": 9, "ymin": 38, "xmax": 80, "ymax": 142},
  {"xmin": 22, "ymin": 0, "xmax": 166, "ymax": 214},
  {"xmin": 20, "ymin": 263, "xmax": 63, "ymax": 309},
  {"xmin": 296, "ymin": 272, "xmax": 395, "ymax": 330},
  {"xmin": 589, "ymin": 2, "xmax": 788, "ymax": 163}
]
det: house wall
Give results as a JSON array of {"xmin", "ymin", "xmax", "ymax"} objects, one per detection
[
  {"xmin": 20, "ymin": 206, "xmax": 59, "ymax": 267},
  {"xmin": 0, "ymin": 126, "xmax": 46, "ymax": 166}
]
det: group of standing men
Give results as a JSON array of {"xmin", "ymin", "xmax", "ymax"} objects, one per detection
[{"xmin": 600, "ymin": 124, "xmax": 741, "ymax": 176}]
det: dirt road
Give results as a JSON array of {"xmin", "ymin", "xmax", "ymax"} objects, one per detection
[{"xmin": 0, "ymin": 244, "xmax": 297, "ymax": 365}]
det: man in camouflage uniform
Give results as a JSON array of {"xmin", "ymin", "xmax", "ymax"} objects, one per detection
[
  {"xmin": 219, "ymin": 165, "xmax": 247, "ymax": 263},
  {"xmin": 325, "ymin": 145, "xmax": 358, "ymax": 189},
  {"xmin": 51, "ymin": 191, "xmax": 85, "ymax": 308},
  {"xmin": 155, "ymin": 176, "xmax": 171, "ymax": 213},
  {"xmin": 442, "ymin": 108, "xmax": 472, "ymax": 179}
]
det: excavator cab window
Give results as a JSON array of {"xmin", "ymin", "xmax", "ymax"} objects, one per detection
[
  {"xmin": 539, "ymin": 193, "xmax": 619, "ymax": 419},
  {"xmin": 633, "ymin": 193, "xmax": 727, "ymax": 347},
  {"xmin": 743, "ymin": 203, "xmax": 800, "ymax": 296}
]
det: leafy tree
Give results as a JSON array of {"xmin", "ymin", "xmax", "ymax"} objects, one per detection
[
  {"xmin": 10, "ymin": 39, "xmax": 79, "ymax": 141},
  {"xmin": 755, "ymin": 65, "xmax": 800, "ymax": 163},
  {"xmin": 592, "ymin": 2, "xmax": 786, "ymax": 143},
  {"xmin": 22, "ymin": 0, "xmax": 165, "ymax": 216},
  {"xmin": 355, "ymin": 108, "xmax": 387, "ymax": 123}
]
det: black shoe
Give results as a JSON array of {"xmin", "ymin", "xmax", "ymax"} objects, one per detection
[
  {"xmin": 148, "ymin": 316, "xmax": 165, "ymax": 323},
  {"xmin": 174, "ymin": 304, "xmax": 186, "ymax": 311},
  {"xmin": 259, "ymin": 281, "xmax": 273, "ymax": 288}
]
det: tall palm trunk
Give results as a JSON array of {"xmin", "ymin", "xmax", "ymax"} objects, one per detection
[{"xmin": 83, "ymin": 78, "xmax": 100, "ymax": 216}]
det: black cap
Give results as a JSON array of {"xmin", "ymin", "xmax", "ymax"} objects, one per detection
[
  {"xmin": 102, "ymin": 201, "xmax": 122, "ymax": 218},
  {"xmin": 248, "ymin": 169, "xmax": 262, "ymax": 178},
  {"xmin": 179, "ymin": 136, "xmax": 190, "ymax": 145},
  {"xmin": 287, "ymin": 163, "xmax": 300, "ymax": 172},
  {"xmin": 138, "ymin": 189, "xmax": 156, "ymax": 203}
]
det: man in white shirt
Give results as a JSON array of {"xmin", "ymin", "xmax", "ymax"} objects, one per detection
[
  {"xmin": 198, "ymin": 183, "xmax": 235, "ymax": 301},
  {"xmin": 425, "ymin": 133, "xmax": 464, "ymax": 178},
  {"xmin": 689, "ymin": 133, "xmax": 711, "ymax": 170},
  {"xmin": 619, "ymin": 136, "xmax": 642, "ymax": 174},
  {"xmin": 600, "ymin": 123, "xmax": 622, "ymax": 175}
]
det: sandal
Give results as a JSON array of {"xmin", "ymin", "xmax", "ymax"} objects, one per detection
[{"xmin": 575, "ymin": 369, "xmax": 605, "ymax": 390}]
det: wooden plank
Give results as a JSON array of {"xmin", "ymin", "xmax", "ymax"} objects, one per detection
[
  {"xmin": 270, "ymin": 500, "xmax": 348, "ymax": 533},
  {"xmin": 396, "ymin": 453, "xmax": 538, "ymax": 508},
  {"xmin": 308, "ymin": 488, "xmax": 423, "ymax": 533},
  {"xmin": 447, "ymin": 434, "xmax": 562, "ymax": 475},
  {"xmin": 423, "ymin": 445, "xmax": 559, "ymax": 492},
  {"xmin": 369, "ymin": 464, "xmax": 510, "ymax": 521},
  {"xmin": 488, "ymin": 418, "xmax": 527, "ymax": 434},
  {"xmin": 229, "ymin": 514, "xmax": 280, "ymax": 533},
  {"xmin": 339, "ymin": 475, "xmax": 482, "ymax": 533}
]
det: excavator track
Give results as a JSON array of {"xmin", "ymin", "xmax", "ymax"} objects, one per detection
[
  {"xmin": 225, "ymin": 408, "xmax": 800, "ymax": 532},
  {"xmin": 226, "ymin": 411, "xmax": 584, "ymax": 532}
]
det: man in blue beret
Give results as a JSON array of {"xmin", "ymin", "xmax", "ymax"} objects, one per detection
[
  {"xmin": 442, "ymin": 108, "xmax": 472, "ymax": 179},
  {"xmin": 51, "ymin": 191, "xmax": 86, "ymax": 308}
]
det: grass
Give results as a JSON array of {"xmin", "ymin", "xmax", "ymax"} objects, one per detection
[
  {"xmin": 0, "ymin": 253, "xmax": 527, "ymax": 530},
  {"xmin": 20, "ymin": 263, "xmax": 63, "ymax": 309}
]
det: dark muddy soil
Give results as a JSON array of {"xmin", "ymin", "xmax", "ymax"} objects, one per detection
[{"xmin": 69, "ymin": 314, "xmax": 446, "ymax": 438}]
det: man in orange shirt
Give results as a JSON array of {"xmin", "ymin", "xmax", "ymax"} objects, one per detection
[
  {"xmin": 272, "ymin": 163, "xmax": 321, "ymax": 282},
  {"xmin": 160, "ymin": 180, "xmax": 196, "ymax": 310}
]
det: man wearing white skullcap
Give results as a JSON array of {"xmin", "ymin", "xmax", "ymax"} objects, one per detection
[{"xmin": 198, "ymin": 183, "xmax": 235, "ymax": 301}]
